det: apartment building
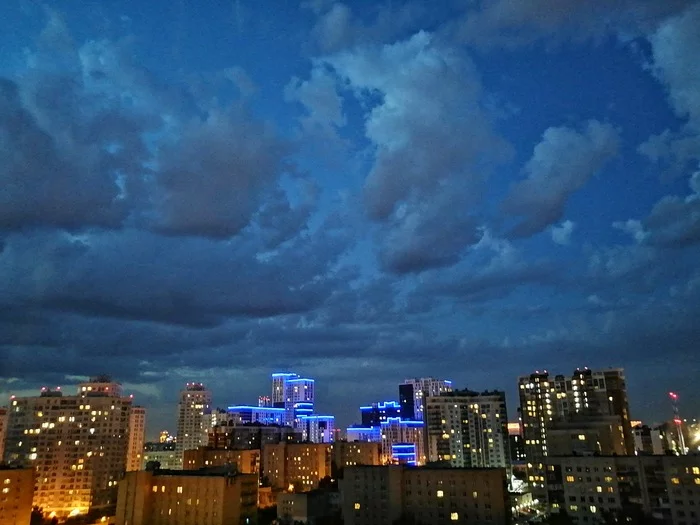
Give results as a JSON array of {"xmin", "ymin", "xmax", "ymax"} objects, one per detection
[
  {"xmin": 545, "ymin": 455, "xmax": 700, "ymax": 524},
  {"xmin": 3, "ymin": 377, "xmax": 142, "ymax": 518},
  {"xmin": 183, "ymin": 447, "xmax": 260, "ymax": 474},
  {"xmin": 115, "ymin": 467, "xmax": 257, "ymax": 525},
  {"xmin": 0, "ymin": 467, "xmax": 34, "ymax": 525},
  {"xmin": 262, "ymin": 443, "xmax": 330, "ymax": 491},
  {"xmin": 340, "ymin": 464, "xmax": 510, "ymax": 525}
]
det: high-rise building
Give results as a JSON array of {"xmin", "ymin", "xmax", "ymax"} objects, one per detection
[
  {"xmin": 226, "ymin": 405, "xmax": 285, "ymax": 425},
  {"xmin": 299, "ymin": 415, "xmax": 335, "ymax": 443},
  {"xmin": 330, "ymin": 442, "xmax": 382, "ymax": 478},
  {"xmin": 115, "ymin": 467, "xmax": 258, "ymax": 525},
  {"xmin": 142, "ymin": 442, "xmax": 180, "ymax": 470},
  {"xmin": 519, "ymin": 368, "xmax": 633, "ymax": 490},
  {"xmin": 360, "ymin": 401, "xmax": 401, "ymax": 427},
  {"xmin": 183, "ymin": 447, "xmax": 260, "ymax": 474},
  {"xmin": 0, "ymin": 407, "xmax": 7, "ymax": 461},
  {"xmin": 425, "ymin": 389, "xmax": 511, "ymax": 471},
  {"xmin": 175, "ymin": 383, "xmax": 211, "ymax": 463},
  {"xmin": 0, "ymin": 466, "xmax": 34, "ymax": 525},
  {"xmin": 380, "ymin": 418, "xmax": 425, "ymax": 466},
  {"xmin": 340, "ymin": 464, "xmax": 510, "ymax": 525},
  {"xmin": 3, "ymin": 377, "xmax": 141, "ymax": 519},
  {"xmin": 126, "ymin": 407, "xmax": 146, "ymax": 472},
  {"xmin": 400, "ymin": 378, "xmax": 453, "ymax": 421}
]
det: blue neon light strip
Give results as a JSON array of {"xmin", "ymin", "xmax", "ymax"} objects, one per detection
[{"xmin": 228, "ymin": 406, "xmax": 285, "ymax": 412}]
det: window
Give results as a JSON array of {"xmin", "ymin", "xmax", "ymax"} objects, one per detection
[
  {"xmin": 437, "ymin": 490, "xmax": 444, "ymax": 498},
  {"xmin": 566, "ymin": 475, "xmax": 575, "ymax": 482},
  {"xmin": 177, "ymin": 486, "xmax": 183, "ymax": 493},
  {"xmin": 354, "ymin": 503, "xmax": 361, "ymax": 510},
  {"xmin": 450, "ymin": 513, "xmax": 458, "ymax": 521}
]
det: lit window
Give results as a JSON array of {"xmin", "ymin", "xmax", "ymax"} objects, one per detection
[
  {"xmin": 152, "ymin": 486, "xmax": 157, "ymax": 493},
  {"xmin": 450, "ymin": 513, "xmax": 459, "ymax": 521},
  {"xmin": 354, "ymin": 503, "xmax": 361, "ymax": 510},
  {"xmin": 2, "ymin": 488, "xmax": 9, "ymax": 494},
  {"xmin": 671, "ymin": 477, "xmax": 680, "ymax": 485},
  {"xmin": 2, "ymin": 479, "xmax": 9, "ymax": 485},
  {"xmin": 472, "ymin": 491, "xmax": 478, "ymax": 498},
  {"xmin": 566, "ymin": 475, "xmax": 575, "ymax": 483},
  {"xmin": 578, "ymin": 434, "xmax": 586, "ymax": 440},
  {"xmin": 596, "ymin": 486, "xmax": 602, "ymax": 493},
  {"xmin": 161, "ymin": 485, "xmax": 166, "ymax": 492},
  {"xmin": 177, "ymin": 486, "xmax": 183, "ymax": 494}
]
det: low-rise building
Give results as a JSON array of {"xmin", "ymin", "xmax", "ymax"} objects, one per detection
[
  {"xmin": 340, "ymin": 464, "xmax": 510, "ymax": 525},
  {"xmin": 142, "ymin": 442, "xmax": 181, "ymax": 470},
  {"xmin": 183, "ymin": 447, "xmax": 260, "ymax": 474},
  {"xmin": 545, "ymin": 454, "xmax": 700, "ymax": 524},
  {"xmin": 0, "ymin": 467, "xmax": 34, "ymax": 525},
  {"xmin": 115, "ymin": 467, "xmax": 257, "ymax": 525},
  {"xmin": 277, "ymin": 489, "xmax": 341, "ymax": 525},
  {"xmin": 262, "ymin": 443, "xmax": 331, "ymax": 491}
]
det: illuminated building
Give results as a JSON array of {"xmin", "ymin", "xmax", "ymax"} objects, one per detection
[
  {"xmin": 226, "ymin": 406, "xmax": 285, "ymax": 426},
  {"xmin": 380, "ymin": 418, "xmax": 425, "ymax": 466},
  {"xmin": 544, "ymin": 455, "xmax": 700, "ymax": 524},
  {"xmin": 175, "ymin": 383, "xmax": 211, "ymax": 465},
  {"xmin": 183, "ymin": 447, "xmax": 260, "ymax": 474},
  {"xmin": 208, "ymin": 423, "xmax": 301, "ymax": 450},
  {"xmin": 115, "ymin": 467, "xmax": 257, "ymax": 525},
  {"xmin": 330, "ymin": 442, "xmax": 382, "ymax": 478},
  {"xmin": 547, "ymin": 415, "xmax": 627, "ymax": 456},
  {"xmin": 142, "ymin": 442, "xmax": 180, "ymax": 470},
  {"xmin": 632, "ymin": 424, "xmax": 665, "ymax": 455},
  {"xmin": 360, "ymin": 401, "xmax": 401, "ymax": 426},
  {"xmin": 346, "ymin": 426, "xmax": 381, "ymax": 443},
  {"xmin": 518, "ymin": 368, "xmax": 634, "ymax": 490},
  {"xmin": 261, "ymin": 443, "xmax": 331, "ymax": 491},
  {"xmin": 0, "ymin": 466, "xmax": 34, "ymax": 525},
  {"xmin": 425, "ymin": 389, "xmax": 511, "ymax": 472},
  {"xmin": 271, "ymin": 373, "xmax": 315, "ymax": 425},
  {"xmin": 400, "ymin": 378, "xmax": 453, "ymax": 421},
  {"xmin": 158, "ymin": 430, "xmax": 174, "ymax": 444},
  {"xmin": 340, "ymin": 465, "xmax": 510, "ymax": 525},
  {"xmin": 299, "ymin": 415, "xmax": 335, "ymax": 443},
  {"xmin": 0, "ymin": 407, "xmax": 7, "ymax": 461},
  {"xmin": 126, "ymin": 407, "xmax": 146, "ymax": 472},
  {"xmin": 3, "ymin": 377, "xmax": 142, "ymax": 519}
]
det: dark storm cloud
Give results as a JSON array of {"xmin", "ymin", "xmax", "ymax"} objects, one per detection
[{"xmin": 503, "ymin": 121, "xmax": 619, "ymax": 238}]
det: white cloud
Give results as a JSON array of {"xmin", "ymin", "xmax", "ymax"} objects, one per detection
[
  {"xmin": 550, "ymin": 220, "xmax": 575, "ymax": 245},
  {"xmin": 503, "ymin": 120, "xmax": 619, "ymax": 238}
]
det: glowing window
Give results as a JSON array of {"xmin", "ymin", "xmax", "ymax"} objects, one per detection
[
  {"xmin": 152, "ymin": 486, "xmax": 157, "ymax": 493},
  {"xmin": 596, "ymin": 486, "xmax": 602, "ymax": 493},
  {"xmin": 450, "ymin": 513, "xmax": 459, "ymax": 521},
  {"xmin": 177, "ymin": 486, "xmax": 183, "ymax": 493},
  {"xmin": 437, "ymin": 490, "xmax": 444, "ymax": 498},
  {"xmin": 578, "ymin": 434, "xmax": 586, "ymax": 440},
  {"xmin": 354, "ymin": 503, "xmax": 361, "ymax": 510},
  {"xmin": 671, "ymin": 477, "xmax": 680, "ymax": 485},
  {"xmin": 566, "ymin": 475, "xmax": 575, "ymax": 483}
]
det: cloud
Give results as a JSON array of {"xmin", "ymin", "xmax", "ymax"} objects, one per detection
[
  {"xmin": 639, "ymin": 3, "xmax": 700, "ymax": 177},
  {"xmin": 614, "ymin": 170, "xmax": 700, "ymax": 248},
  {"xmin": 327, "ymin": 31, "xmax": 509, "ymax": 220},
  {"xmin": 379, "ymin": 192, "xmax": 480, "ymax": 274},
  {"xmin": 453, "ymin": 0, "xmax": 696, "ymax": 49},
  {"xmin": 153, "ymin": 107, "xmax": 291, "ymax": 238},
  {"xmin": 550, "ymin": 220, "xmax": 575, "ymax": 245},
  {"xmin": 503, "ymin": 120, "xmax": 619, "ymax": 238}
]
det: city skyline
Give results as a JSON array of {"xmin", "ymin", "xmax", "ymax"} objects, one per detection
[{"xmin": 1, "ymin": 0, "xmax": 700, "ymax": 440}]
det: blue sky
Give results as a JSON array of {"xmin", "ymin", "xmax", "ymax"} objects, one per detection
[{"xmin": 1, "ymin": 0, "xmax": 699, "ymax": 437}]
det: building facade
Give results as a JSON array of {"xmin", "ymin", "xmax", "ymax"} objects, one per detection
[
  {"xmin": 330, "ymin": 442, "xmax": 382, "ymax": 478},
  {"xmin": 3, "ymin": 377, "xmax": 141, "ymax": 518},
  {"xmin": 544, "ymin": 455, "xmax": 700, "ymax": 525},
  {"xmin": 126, "ymin": 407, "xmax": 146, "ymax": 472},
  {"xmin": 0, "ymin": 467, "xmax": 34, "ymax": 525},
  {"xmin": 400, "ymin": 378, "xmax": 453, "ymax": 421},
  {"xmin": 115, "ymin": 468, "xmax": 257, "ymax": 525},
  {"xmin": 142, "ymin": 442, "xmax": 181, "ymax": 470},
  {"xmin": 340, "ymin": 465, "xmax": 510, "ymax": 525},
  {"xmin": 183, "ymin": 447, "xmax": 260, "ymax": 474},
  {"xmin": 175, "ymin": 383, "xmax": 211, "ymax": 463},
  {"xmin": 0, "ymin": 407, "xmax": 7, "ymax": 462},
  {"xmin": 425, "ymin": 390, "xmax": 511, "ymax": 471},
  {"xmin": 519, "ymin": 368, "xmax": 633, "ymax": 490},
  {"xmin": 262, "ymin": 443, "xmax": 331, "ymax": 491}
]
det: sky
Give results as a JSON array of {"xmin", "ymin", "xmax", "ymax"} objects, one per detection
[{"xmin": 1, "ymin": 0, "xmax": 699, "ymax": 439}]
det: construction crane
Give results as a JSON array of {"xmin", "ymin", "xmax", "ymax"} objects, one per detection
[{"xmin": 669, "ymin": 392, "xmax": 688, "ymax": 455}]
